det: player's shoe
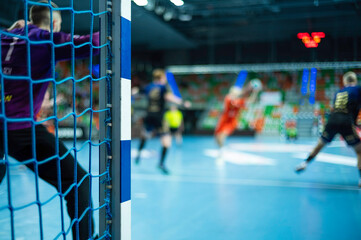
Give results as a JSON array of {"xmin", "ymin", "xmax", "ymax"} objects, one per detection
[
  {"xmin": 295, "ymin": 161, "xmax": 308, "ymax": 173},
  {"xmin": 358, "ymin": 179, "xmax": 361, "ymax": 188},
  {"xmin": 158, "ymin": 165, "xmax": 170, "ymax": 175},
  {"xmin": 134, "ymin": 154, "xmax": 141, "ymax": 165}
]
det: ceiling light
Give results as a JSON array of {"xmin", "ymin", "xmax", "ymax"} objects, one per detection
[
  {"xmin": 133, "ymin": 0, "xmax": 148, "ymax": 7},
  {"xmin": 155, "ymin": 6, "xmax": 166, "ymax": 15},
  {"xmin": 179, "ymin": 14, "xmax": 192, "ymax": 21},
  {"xmin": 144, "ymin": 0, "xmax": 155, "ymax": 10},
  {"xmin": 163, "ymin": 10, "xmax": 174, "ymax": 21},
  {"xmin": 170, "ymin": 0, "xmax": 184, "ymax": 7}
]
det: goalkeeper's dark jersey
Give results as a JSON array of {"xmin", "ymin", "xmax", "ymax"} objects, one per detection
[{"xmin": 1, "ymin": 24, "xmax": 99, "ymax": 130}]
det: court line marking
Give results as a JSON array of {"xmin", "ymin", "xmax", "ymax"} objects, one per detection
[
  {"xmin": 133, "ymin": 193, "xmax": 148, "ymax": 199},
  {"xmin": 132, "ymin": 173, "xmax": 360, "ymax": 191},
  {"xmin": 204, "ymin": 149, "xmax": 276, "ymax": 165},
  {"xmin": 228, "ymin": 143, "xmax": 314, "ymax": 152},
  {"xmin": 131, "ymin": 149, "xmax": 157, "ymax": 158},
  {"xmin": 293, "ymin": 152, "xmax": 356, "ymax": 166},
  {"xmin": 228, "ymin": 141, "xmax": 353, "ymax": 151}
]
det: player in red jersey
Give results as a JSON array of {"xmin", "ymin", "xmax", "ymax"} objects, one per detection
[{"xmin": 215, "ymin": 80, "xmax": 261, "ymax": 159}]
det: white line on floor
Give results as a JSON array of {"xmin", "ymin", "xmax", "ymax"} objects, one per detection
[
  {"xmin": 132, "ymin": 173, "xmax": 360, "ymax": 191},
  {"xmin": 293, "ymin": 152, "xmax": 356, "ymax": 166}
]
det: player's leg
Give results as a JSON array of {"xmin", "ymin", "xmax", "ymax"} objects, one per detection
[
  {"xmin": 309, "ymin": 139, "xmax": 327, "ymax": 159},
  {"xmin": 135, "ymin": 116, "xmax": 151, "ymax": 164},
  {"xmin": 353, "ymin": 143, "xmax": 361, "ymax": 187},
  {"xmin": 158, "ymin": 118, "xmax": 171, "ymax": 174},
  {"xmin": 215, "ymin": 117, "xmax": 236, "ymax": 148},
  {"xmin": 159, "ymin": 133, "xmax": 171, "ymax": 174},
  {"xmin": 0, "ymin": 164, "xmax": 5, "ymax": 184},
  {"xmin": 214, "ymin": 131, "xmax": 228, "ymax": 163},
  {"xmin": 215, "ymin": 117, "xmax": 226, "ymax": 149},
  {"xmin": 175, "ymin": 129, "xmax": 183, "ymax": 145},
  {"xmin": 0, "ymin": 131, "xmax": 5, "ymax": 184},
  {"xmin": 215, "ymin": 123, "xmax": 228, "ymax": 160},
  {"xmin": 295, "ymin": 115, "xmax": 336, "ymax": 173},
  {"xmin": 7, "ymin": 126, "xmax": 94, "ymax": 240},
  {"xmin": 0, "ymin": 160, "xmax": 5, "ymax": 185},
  {"xmin": 340, "ymin": 123, "xmax": 361, "ymax": 186},
  {"xmin": 295, "ymin": 138, "xmax": 326, "ymax": 172},
  {"xmin": 135, "ymin": 133, "xmax": 147, "ymax": 164},
  {"xmin": 216, "ymin": 119, "xmax": 236, "ymax": 161},
  {"xmin": 215, "ymin": 132, "xmax": 227, "ymax": 148},
  {"xmin": 34, "ymin": 125, "xmax": 94, "ymax": 240}
]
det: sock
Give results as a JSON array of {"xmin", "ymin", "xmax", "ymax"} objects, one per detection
[
  {"xmin": 136, "ymin": 139, "xmax": 146, "ymax": 161},
  {"xmin": 159, "ymin": 147, "xmax": 168, "ymax": 166},
  {"xmin": 138, "ymin": 139, "xmax": 146, "ymax": 152},
  {"xmin": 0, "ymin": 163, "xmax": 6, "ymax": 184},
  {"xmin": 306, "ymin": 155, "xmax": 315, "ymax": 163}
]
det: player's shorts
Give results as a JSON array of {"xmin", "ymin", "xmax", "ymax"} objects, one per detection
[
  {"xmin": 143, "ymin": 113, "xmax": 169, "ymax": 136},
  {"xmin": 321, "ymin": 112, "xmax": 360, "ymax": 146},
  {"xmin": 215, "ymin": 116, "xmax": 238, "ymax": 135},
  {"xmin": 170, "ymin": 127, "xmax": 179, "ymax": 134}
]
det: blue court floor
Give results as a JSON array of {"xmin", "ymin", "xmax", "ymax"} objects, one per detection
[{"xmin": 0, "ymin": 136, "xmax": 361, "ymax": 240}]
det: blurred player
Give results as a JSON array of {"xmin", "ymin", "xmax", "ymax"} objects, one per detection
[
  {"xmin": 285, "ymin": 120, "xmax": 298, "ymax": 141},
  {"xmin": 164, "ymin": 104, "xmax": 184, "ymax": 145},
  {"xmin": 134, "ymin": 69, "xmax": 188, "ymax": 174},
  {"xmin": 0, "ymin": 1, "xmax": 99, "ymax": 239},
  {"xmin": 215, "ymin": 79, "xmax": 262, "ymax": 159},
  {"xmin": 295, "ymin": 72, "xmax": 361, "ymax": 187}
]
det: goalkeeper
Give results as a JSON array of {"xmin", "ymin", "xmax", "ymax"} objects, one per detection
[{"xmin": 0, "ymin": 1, "xmax": 99, "ymax": 239}]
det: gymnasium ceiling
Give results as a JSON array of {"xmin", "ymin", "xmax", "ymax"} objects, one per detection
[
  {"xmin": 132, "ymin": 0, "xmax": 361, "ymax": 49},
  {"xmin": 1, "ymin": 0, "xmax": 361, "ymax": 50}
]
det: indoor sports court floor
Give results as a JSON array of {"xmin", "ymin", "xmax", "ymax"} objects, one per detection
[{"xmin": 0, "ymin": 136, "xmax": 361, "ymax": 240}]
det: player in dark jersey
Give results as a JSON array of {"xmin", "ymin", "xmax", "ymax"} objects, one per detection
[
  {"xmin": 0, "ymin": 1, "xmax": 99, "ymax": 239},
  {"xmin": 134, "ymin": 69, "xmax": 187, "ymax": 174},
  {"xmin": 295, "ymin": 71, "xmax": 361, "ymax": 187}
]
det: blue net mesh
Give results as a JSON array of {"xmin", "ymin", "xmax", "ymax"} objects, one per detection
[{"xmin": 0, "ymin": 0, "xmax": 112, "ymax": 239}]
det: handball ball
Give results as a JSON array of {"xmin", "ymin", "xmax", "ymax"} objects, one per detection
[{"xmin": 250, "ymin": 78, "xmax": 262, "ymax": 90}]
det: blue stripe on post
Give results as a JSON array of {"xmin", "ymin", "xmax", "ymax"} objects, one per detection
[
  {"xmin": 235, "ymin": 70, "xmax": 248, "ymax": 88},
  {"xmin": 166, "ymin": 71, "xmax": 182, "ymax": 99},
  {"xmin": 309, "ymin": 68, "xmax": 317, "ymax": 105},
  {"xmin": 301, "ymin": 68, "xmax": 309, "ymax": 96},
  {"xmin": 121, "ymin": 17, "xmax": 131, "ymax": 80},
  {"xmin": 121, "ymin": 140, "xmax": 131, "ymax": 203}
]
